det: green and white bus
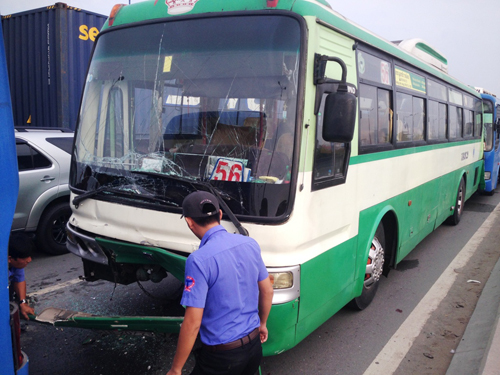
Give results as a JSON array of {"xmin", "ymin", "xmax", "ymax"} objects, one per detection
[{"xmin": 63, "ymin": 0, "xmax": 483, "ymax": 356}]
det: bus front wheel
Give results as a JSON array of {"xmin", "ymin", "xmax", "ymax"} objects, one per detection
[{"xmin": 350, "ymin": 222, "xmax": 385, "ymax": 310}]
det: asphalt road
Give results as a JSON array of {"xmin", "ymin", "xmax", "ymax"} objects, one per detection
[{"xmin": 20, "ymin": 191, "xmax": 500, "ymax": 375}]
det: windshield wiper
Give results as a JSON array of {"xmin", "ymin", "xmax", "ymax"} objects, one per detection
[
  {"xmin": 73, "ymin": 185, "xmax": 177, "ymax": 209},
  {"xmin": 73, "ymin": 186, "xmax": 109, "ymax": 208},
  {"xmin": 131, "ymin": 171, "xmax": 249, "ymax": 236}
]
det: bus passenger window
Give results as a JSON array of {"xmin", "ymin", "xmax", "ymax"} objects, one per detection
[
  {"xmin": 463, "ymin": 110, "xmax": 473, "ymax": 137},
  {"xmin": 456, "ymin": 107, "xmax": 463, "ymax": 138},
  {"xmin": 475, "ymin": 112, "xmax": 483, "ymax": 138},
  {"xmin": 412, "ymin": 97, "xmax": 425, "ymax": 141},
  {"xmin": 438, "ymin": 103, "xmax": 448, "ymax": 139},
  {"xmin": 449, "ymin": 106, "xmax": 458, "ymax": 139},
  {"xmin": 377, "ymin": 90, "xmax": 391, "ymax": 144},
  {"xmin": 396, "ymin": 92, "xmax": 412, "ymax": 142},
  {"xmin": 428, "ymin": 101, "xmax": 439, "ymax": 140},
  {"xmin": 359, "ymin": 84, "xmax": 391, "ymax": 146}
]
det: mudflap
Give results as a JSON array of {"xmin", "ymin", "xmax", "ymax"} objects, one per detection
[{"xmin": 32, "ymin": 307, "xmax": 183, "ymax": 333}]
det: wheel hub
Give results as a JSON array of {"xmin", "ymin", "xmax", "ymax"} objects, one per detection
[{"xmin": 364, "ymin": 237, "xmax": 384, "ymax": 288}]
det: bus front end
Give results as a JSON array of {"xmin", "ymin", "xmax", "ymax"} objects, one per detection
[{"xmin": 67, "ymin": 8, "xmax": 305, "ymax": 355}]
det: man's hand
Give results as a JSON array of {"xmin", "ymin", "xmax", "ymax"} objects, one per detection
[
  {"xmin": 19, "ymin": 303, "xmax": 34, "ymax": 320},
  {"xmin": 167, "ymin": 307, "xmax": 203, "ymax": 375},
  {"xmin": 259, "ymin": 323, "xmax": 269, "ymax": 343},
  {"xmin": 258, "ymin": 276, "xmax": 273, "ymax": 343}
]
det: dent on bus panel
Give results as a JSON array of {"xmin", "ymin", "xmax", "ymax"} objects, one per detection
[{"xmin": 73, "ymin": 16, "xmax": 302, "ymax": 217}]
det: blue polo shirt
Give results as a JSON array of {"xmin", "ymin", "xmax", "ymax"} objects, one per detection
[
  {"xmin": 181, "ymin": 225, "xmax": 268, "ymax": 345},
  {"xmin": 8, "ymin": 266, "xmax": 25, "ymax": 284}
]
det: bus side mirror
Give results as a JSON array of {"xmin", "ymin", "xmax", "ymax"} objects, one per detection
[{"xmin": 322, "ymin": 90, "xmax": 357, "ymax": 142}]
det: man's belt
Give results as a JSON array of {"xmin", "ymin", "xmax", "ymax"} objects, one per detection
[{"xmin": 203, "ymin": 327, "xmax": 259, "ymax": 352}]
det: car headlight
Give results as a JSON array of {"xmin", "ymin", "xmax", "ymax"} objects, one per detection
[{"xmin": 485, "ymin": 172, "xmax": 491, "ymax": 180}]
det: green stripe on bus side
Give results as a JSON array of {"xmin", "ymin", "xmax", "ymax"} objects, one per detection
[
  {"xmin": 295, "ymin": 236, "xmax": 358, "ymax": 346},
  {"xmin": 350, "ymin": 139, "xmax": 482, "ymax": 165},
  {"xmin": 286, "ymin": 159, "xmax": 481, "ymax": 354}
]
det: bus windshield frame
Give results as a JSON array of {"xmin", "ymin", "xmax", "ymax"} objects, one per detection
[
  {"xmin": 483, "ymin": 98, "xmax": 494, "ymax": 152},
  {"xmin": 71, "ymin": 13, "xmax": 304, "ymax": 221}
]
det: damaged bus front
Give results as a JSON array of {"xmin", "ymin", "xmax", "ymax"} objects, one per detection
[{"xmin": 62, "ymin": 8, "xmax": 304, "ymax": 354}]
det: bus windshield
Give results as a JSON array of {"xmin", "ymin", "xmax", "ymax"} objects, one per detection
[{"xmin": 72, "ymin": 15, "xmax": 301, "ymax": 218}]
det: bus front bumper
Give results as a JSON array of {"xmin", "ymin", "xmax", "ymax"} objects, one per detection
[{"xmin": 33, "ymin": 307, "xmax": 184, "ymax": 333}]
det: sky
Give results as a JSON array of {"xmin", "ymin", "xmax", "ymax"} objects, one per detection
[{"xmin": 1, "ymin": 0, "xmax": 499, "ymax": 95}]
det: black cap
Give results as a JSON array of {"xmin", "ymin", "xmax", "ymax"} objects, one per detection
[{"xmin": 181, "ymin": 191, "xmax": 220, "ymax": 218}]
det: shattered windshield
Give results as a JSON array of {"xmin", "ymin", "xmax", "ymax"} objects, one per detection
[{"xmin": 71, "ymin": 15, "xmax": 301, "ymax": 218}]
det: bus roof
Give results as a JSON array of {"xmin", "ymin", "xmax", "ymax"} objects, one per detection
[{"xmin": 102, "ymin": 0, "xmax": 480, "ymax": 98}]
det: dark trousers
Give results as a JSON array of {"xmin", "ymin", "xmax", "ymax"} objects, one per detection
[{"xmin": 190, "ymin": 335, "xmax": 262, "ymax": 375}]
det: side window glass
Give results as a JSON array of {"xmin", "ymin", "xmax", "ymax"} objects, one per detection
[
  {"xmin": 456, "ymin": 107, "xmax": 463, "ymax": 138},
  {"xmin": 412, "ymin": 97, "xmax": 425, "ymax": 141},
  {"xmin": 428, "ymin": 101, "xmax": 439, "ymax": 140},
  {"xmin": 463, "ymin": 110, "xmax": 473, "ymax": 137},
  {"xmin": 16, "ymin": 142, "xmax": 51, "ymax": 171},
  {"xmin": 438, "ymin": 103, "xmax": 448, "ymax": 139},
  {"xmin": 475, "ymin": 112, "xmax": 483, "ymax": 139},
  {"xmin": 377, "ymin": 89, "xmax": 392, "ymax": 144},
  {"xmin": 449, "ymin": 106, "xmax": 457, "ymax": 139},
  {"xmin": 359, "ymin": 84, "xmax": 377, "ymax": 146},
  {"xmin": 16, "ymin": 143, "xmax": 33, "ymax": 171},
  {"xmin": 313, "ymin": 94, "xmax": 348, "ymax": 190},
  {"xmin": 32, "ymin": 147, "xmax": 51, "ymax": 169},
  {"xmin": 396, "ymin": 92, "xmax": 412, "ymax": 142}
]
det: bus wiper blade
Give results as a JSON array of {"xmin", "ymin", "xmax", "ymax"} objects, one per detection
[
  {"xmin": 73, "ymin": 185, "xmax": 178, "ymax": 209},
  {"xmin": 73, "ymin": 186, "xmax": 109, "ymax": 208},
  {"xmin": 131, "ymin": 171, "xmax": 249, "ymax": 236},
  {"xmin": 207, "ymin": 183, "xmax": 249, "ymax": 237},
  {"xmin": 108, "ymin": 186, "xmax": 179, "ymax": 207}
]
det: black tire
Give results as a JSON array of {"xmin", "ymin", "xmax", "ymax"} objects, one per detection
[
  {"xmin": 446, "ymin": 178, "xmax": 465, "ymax": 226},
  {"xmin": 349, "ymin": 222, "xmax": 385, "ymax": 310},
  {"xmin": 36, "ymin": 202, "xmax": 71, "ymax": 255}
]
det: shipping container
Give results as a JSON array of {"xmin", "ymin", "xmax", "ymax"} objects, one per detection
[{"xmin": 1, "ymin": 3, "xmax": 106, "ymax": 129}]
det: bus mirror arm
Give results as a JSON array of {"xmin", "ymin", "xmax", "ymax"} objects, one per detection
[
  {"xmin": 314, "ymin": 54, "xmax": 347, "ymax": 86},
  {"xmin": 313, "ymin": 54, "xmax": 357, "ymax": 143}
]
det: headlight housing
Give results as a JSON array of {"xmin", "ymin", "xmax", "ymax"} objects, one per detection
[
  {"xmin": 267, "ymin": 265, "xmax": 300, "ymax": 304},
  {"xmin": 269, "ymin": 271, "xmax": 293, "ymax": 289}
]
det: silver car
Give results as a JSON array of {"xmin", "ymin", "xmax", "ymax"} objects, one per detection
[{"xmin": 12, "ymin": 127, "xmax": 74, "ymax": 255}]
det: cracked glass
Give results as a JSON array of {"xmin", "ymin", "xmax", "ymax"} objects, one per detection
[{"xmin": 71, "ymin": 15, "xmax": 301, "ymax": 218}]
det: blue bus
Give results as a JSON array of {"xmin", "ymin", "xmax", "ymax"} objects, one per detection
[
  {"xmin": 480, "ymin": 90, "xmax": 500, "ymax": 194},
  {"xmin": 0, "ymin": 23, "xmax": 29, "ymax": 375}
]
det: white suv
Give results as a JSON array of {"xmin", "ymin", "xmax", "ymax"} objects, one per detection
[{"xmin": 12, "ymin": 127, "xmax": 74, "ymax": 255}]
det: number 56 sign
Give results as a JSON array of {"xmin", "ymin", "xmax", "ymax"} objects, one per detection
[{"xmin": 207, "ymin": 157, "xmax": 250, "ymax": 182}]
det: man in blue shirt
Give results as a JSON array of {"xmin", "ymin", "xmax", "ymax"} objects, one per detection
[
  {"xmin": 167, "ymin": 191, "xmax": 273, "ymax": 375},
  {"xmin": 8, "ymin": 233, "xmax": 35, "ymax": 320}
]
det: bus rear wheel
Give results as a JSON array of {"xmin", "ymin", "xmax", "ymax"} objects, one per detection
[
  {"xmin": 350, "ymin": 222, "xmax": 385, "ymax": 310},
  {"xmin": 446, "ymin": 178, "xmax": 465, "ymax": 226}
]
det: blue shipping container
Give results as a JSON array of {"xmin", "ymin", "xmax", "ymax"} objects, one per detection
[{"xmin": 2, "ymin": 3, "xmax": 107, "ymax": 129}]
